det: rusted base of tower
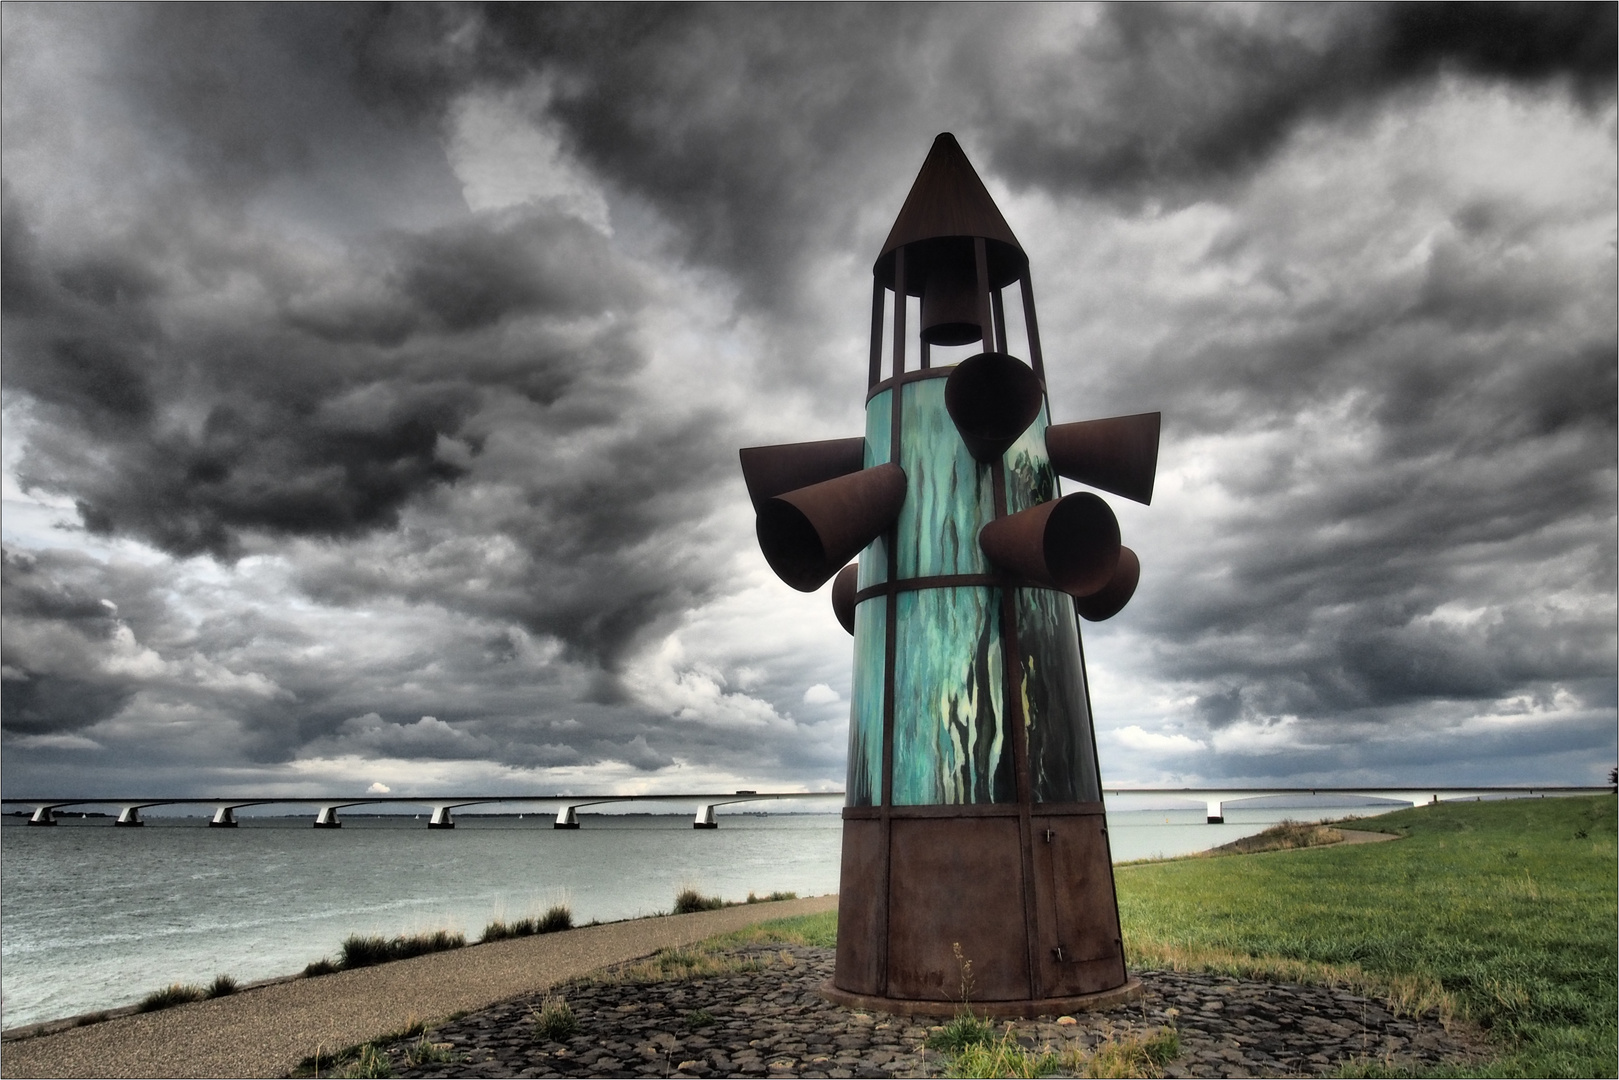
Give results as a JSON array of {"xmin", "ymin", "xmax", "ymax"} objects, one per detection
[
  {"xmin": 819, "ymin": 976, "xmax": 1142, "ymax": 1018},
  {"xmin": 830, "ymin": 805, "xmax": 1132, "ymax": 1008}
]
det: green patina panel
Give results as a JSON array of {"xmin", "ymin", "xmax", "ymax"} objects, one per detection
[
  {"xmin": 857, "ymin": 390, "xmax": 893, "ymax": 590},
  {"xmin": 895, "ymin": 378, "xmax": 995, "ymax": 580},
  {"xmin": 1002, "ymin": 402, "xmax": 1057, "ymax": 515},
  {"xmin": 891, "ymin": 587, "xmax": 1013, "ymax": 805},
  {"xmin": 845, "ymin": 597, "xmax": 887, "ymax": 806},
  {"xmin": 1015, "ymin": 587, "xmax": 1101, "ymax": 804}
]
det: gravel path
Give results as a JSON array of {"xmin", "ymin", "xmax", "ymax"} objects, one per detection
[
  {"xmin": 370, "ymin": 944, "xmax": 1487, "ymax": 1079},
  {"xmin": 0, "ymin": 896, "xmax": 838, "ymax": 1079}
]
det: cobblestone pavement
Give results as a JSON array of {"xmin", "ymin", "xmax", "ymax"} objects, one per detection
[{"xmin": 372, "ymin": 945, "xmax": 1487, "ymax": 1079}]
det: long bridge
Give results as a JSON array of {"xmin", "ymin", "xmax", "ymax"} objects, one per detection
[
  {"xmin": 0, "ymin": 791, "xmax": 842, "ymax": 830},
  {"xmin": 1102, "ymin": 785, "xmax": 1613, "ymax": 823},
  {"xmin": 4, "ymin": 785, "xmax": 1608, "ymax": 830}
]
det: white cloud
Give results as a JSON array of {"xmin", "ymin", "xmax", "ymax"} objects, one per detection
[
  {"xmin": 802, "ymin": 683, "xmax": 841, "ymax": 705},
  {"xmin": 367, "ymin": 781, "xmax": 391, "ymax": 794},
  {"xmin": 1111, "ymin": 725, "xmax": 1208, "ymax": 754}
]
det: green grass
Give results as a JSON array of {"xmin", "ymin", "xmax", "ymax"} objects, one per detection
[
  {"xmin": 1115, "ymin": 794, "xmax": 1617, "ymax": 1078},
  {"xmin": 480, "ymin": 904, "xmax": 573, "ymax": 942},
  {"xmin": 338, "ymin": 929, "xmax": 466, "ymax": 969},
  {"xmin": 672, "ymin": 887, "xmax": 727, "ymax": 913},
  {"xmin": 531, "ymin": 994, "xmax": 578, "ymax": 1041},
  {"xmin": 925, "ymin": 1012, "xmax": 997, "ymax": 1053},
  {"xmin": 136, "ymin": 983, "xmax": 204, "ymax": 1012}
]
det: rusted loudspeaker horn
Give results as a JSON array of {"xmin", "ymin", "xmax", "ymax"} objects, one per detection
[
  {"xmin": 945, "ymin": 352, "xmax": 1044, "ymax": 463},
  {"xmin": 920, "ymin": 256, "xmax": 982, "ymax": 347},
  {"xmin": 1074, "ymin": 546, "xmax": 1139, "ymax": 621},
  {"xmin": 739, "ymin": 437, "xmax": 867, "ymax": 510},
  {"xmin": 757, "ymin": 464, "xmax": 907, "ymax": 592},
  {"xmin": 978, "ymin": 492, "xmax": 1120, "ymax": 597},
  {"xmin": 831, "ymin": 564, "xmax": 859, "ymax": 634},
  {"xmin": 1045, "ymin": 412, "xmax": 1161, "ymax": 505}
]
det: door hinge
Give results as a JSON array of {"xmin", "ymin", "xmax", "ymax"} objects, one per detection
[
  {"xmin": 1043, "ymin": 827, "xmax": 1055, "ymax": 843},
  {"xmin": 1052, "ymin": 945, "xmax": 1066, "ymax": 962}
]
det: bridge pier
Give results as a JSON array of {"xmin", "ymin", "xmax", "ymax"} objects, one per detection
[
  {"xmin": 27, "ymin": 806, "xmax": 57, "ymax": 826},
  {"xmin": 553, "ymin": 806, "xmax": 580, "ymax": 830},
  {"xmin": 313, "ymin": 806, "xmax": 342, "ymax": 829},
  {"xmin": 116, "ymin": 807, "xmax": 144, "ymax": 827},
  {"xmin": 428, "ymin": 807, "xmax": 455, "ymax": 829},
  {"xmin": 693, "ymin": 804, "xmax": 718, "ymax": 829},
  {"xmin": 1206, "ymin": 799, "xmax": 1224, "ymax": 824},
  {"xmin": 210, "ymin": 807, "xmax": 238, "ymax": 828}
]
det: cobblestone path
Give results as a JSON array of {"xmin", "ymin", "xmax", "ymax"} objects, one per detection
[{"xmin": 371, "ymin": 944, "xmax": 1485, "ymax": 1079}]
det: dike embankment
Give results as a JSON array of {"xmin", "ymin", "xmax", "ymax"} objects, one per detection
[{"xmin": 0, "ymin": 895, "xmax": 838, "ymax": 1079}]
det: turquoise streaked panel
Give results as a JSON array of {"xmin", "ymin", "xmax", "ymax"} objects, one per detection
[
  {"xmin": 1003, "ymin": 402, "xmax": 1057, "ymax": 516},
  {"xmin": 846, "ymin": 597, "xmax": 886, "ymax": 807},
  {"xmin": 891, "ymin": 586, "xmax": 1013, "ymax": 805},
  {"xmin": 895, "ymin": 377, "xmax": 995, "ymax": 580},
  {"xmin": 857, "ymin": 390, "xmax": 893, "ymax": 590},
  {"xmin": 1015, "ymin": 587, "xmax": 1101, "ymax": 803}
]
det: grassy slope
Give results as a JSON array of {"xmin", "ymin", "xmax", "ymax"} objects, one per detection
[{"xmin": 1114, "ymin": 794, "xmax": 1617, "ymax": 1077}]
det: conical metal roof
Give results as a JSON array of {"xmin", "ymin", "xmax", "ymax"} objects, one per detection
[{"xmin": 874, "ymin": 133, "xmax": 1027, "ymax": 293}]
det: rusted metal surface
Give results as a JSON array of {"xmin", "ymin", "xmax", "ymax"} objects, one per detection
[
  {"xmin": 819, "ymin": 977, "xmax": 1143, "ymax": 1019},
  {"xmin": 886, "ymin": 815, "xmax": 1029, "ymax": 1001},
  {"xmin": 1046, "ymin": 412, "xmax": 1162, "ymax": 505},
  {"xmin": 831, "ymin": 563, "xmax": 859, "ymax": 634},
  {"xmin": 1074, "ymin": 545, "xmax": 1140, "ymax": 623},
  {"xmin": 756, "ymin": 463, "xmax": 907, "ymax": 591},
  {"xmin": 945, "ymin": 352, "xmax": 1044, "ymax": 462},
  {"xmin": 919, "ymin": 251, "xmax": 983, "ymax": 346},
  {"xmin": 1031, "ymin": 811, "xmax": 1128, "ymax": 997},
  {"xmin": 739, "ymin": 437, "xmax": 867, "ymax": 509},
  {"xmin": 978, "ymin": 493, "xmax": 1121, "ymax": 597},
  {"xmin": 875, "ymin": 133, "xmax": 1027, "ymax": 296},
  {"xmin": 834, "ymin": 818, "xmax": 886, "ymax": 996},
  {"xmin": 744, "ymin": 132, "xmax": 1157, "ymax": 1016}
]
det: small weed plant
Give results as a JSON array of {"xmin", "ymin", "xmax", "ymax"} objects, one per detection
[
  {"xmin": 532, "ymin": 994, "xmax": 577, "ymax": 1041},
  {"xmin": 685, "ymin": 1008, "xmax": 716, "ymax": 1029},
  {"xmin": 744, "ymin": 890, "xmax": 798, "ymax": 903},
  {"xmin": 402, "ymin": 1035, "xmax": 456, "ymax": 1068},
  {"xmin": 339, "ymin": 929, "xmax": 465, "ymax": 969},
  {"xmin": 481, "ymin": 904, "xmax": 573, "ymax": 942},
  {"xmin": 672, "ymin": 887, "xmax": 727, "ymax": 913},
  {"xmin": 944, "ymin": 1032, "xmax": 1058, "ymax": 1079},
  {"xmin": 205, "ymin": 973, "xmax": 238, "ymax": 998},
  {"xmin": 339, "ymin": 1043, "xmax": 392, "ymax": 1078},
  {"xmin": 137, "ymin": 983, "xmax": 204, "ymax": 1012},
  {"xmin": 925, "ymin": 1012, "xmax": 997, "ymax": 1054}
]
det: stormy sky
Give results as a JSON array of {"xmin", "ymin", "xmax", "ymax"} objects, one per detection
[{"xmin": 3, "ymin": 3, "xmax": 1614, "ymax": 800}]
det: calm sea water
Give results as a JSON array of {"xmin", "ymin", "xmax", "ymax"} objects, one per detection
[{"xmin": 0, "ymin": 804, "xmax": 1399, "ymax": 1030}]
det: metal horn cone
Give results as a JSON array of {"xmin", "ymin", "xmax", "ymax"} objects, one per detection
[
  {"xmin": 978, "ymin": 492, "xmax": 1120, "ymax": 597},
  {"xmin": 945, "ymin": 352, "xmax": 1044, "ymax": 463},
  {"xmin": 1045, "ymin": 413, "xmax": 1161, "ymax": 505},
  {"xmin": 740, "ymin": 437, "xmax": 867, "ymax": 510},
  {"xmin": 831, "ymin": 563, "xmax": 859, "ymax": 634},
  {"xmin": 919, "ymin": 253, "xmax": 982, "ymax": 347},
  {"xmin": 1074, "ymin": 546, "xmax": 1139, "ymax": 621},
  {"xmin": 757, "ymin": 463, "xmax": 907, "ymax": 592}
]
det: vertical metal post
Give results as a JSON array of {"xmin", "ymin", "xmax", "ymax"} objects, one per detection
[
  {"xmin": 869, "ymin": 278, "xmax": 885, "ymax": 389},
  {"xmin": 992, "ymin": 288, "xmax": 1008, "ymax": 354},
  {"xmin": 879, "ymin": 243, "xmax": 906, "ymax": 994},
  {"xmin": 1019, "ymin": 271, "xmax": 1045, "ymax": 384},
  {"xmin": 974, "ymin": 237, "xmax": 993, "ymax": 351}
]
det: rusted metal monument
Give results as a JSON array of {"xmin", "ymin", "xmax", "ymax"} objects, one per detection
[{"xmin": 740, "ymin": 133, "xmax": 1159, "ymax": 1016}]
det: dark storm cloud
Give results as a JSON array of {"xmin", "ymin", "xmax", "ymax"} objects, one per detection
[
  {"xmin": 981, "ymin": 2, "xmax": 1617, "ymax": 200},
  {"xmin": 0, "ymin": 548, "xmax": 133, "ymax": 734},
  {"xmin": 2, "ymin": 3, "xmax": 1612, "ymax": 792}
]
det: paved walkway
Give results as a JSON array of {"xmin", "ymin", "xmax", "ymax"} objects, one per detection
[{"xmin": 0, "ymin": 896, "xmax": 838, "ymax": 1079}]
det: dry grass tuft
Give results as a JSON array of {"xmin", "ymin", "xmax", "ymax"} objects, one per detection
[{"xmin": 1126, "ymin": 940, "xmax": 1454, "ymax": 1024}]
